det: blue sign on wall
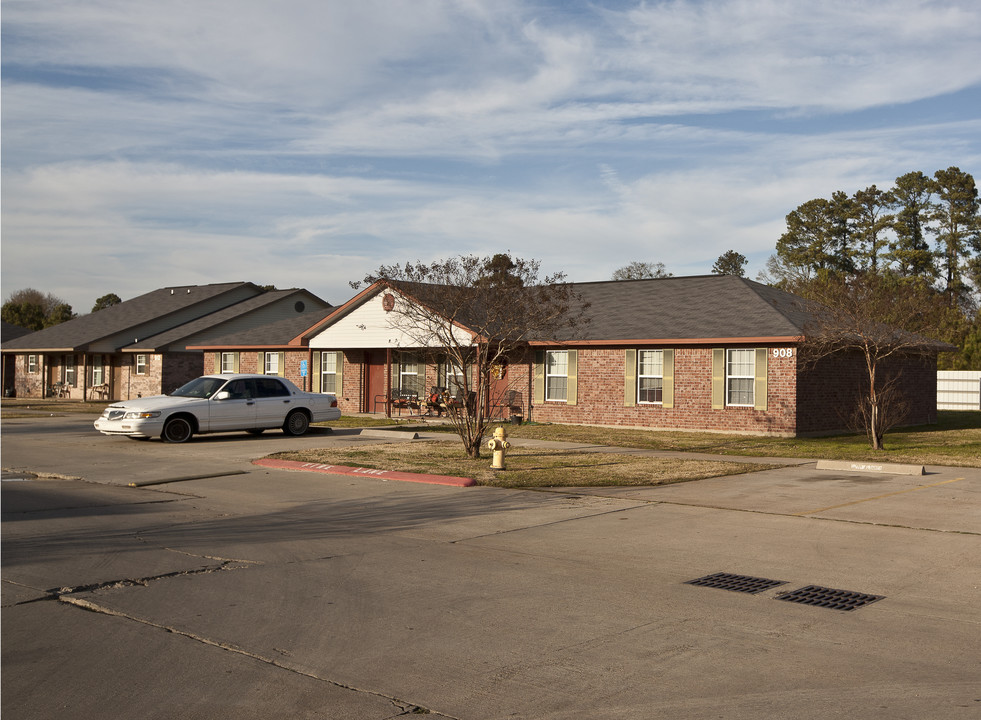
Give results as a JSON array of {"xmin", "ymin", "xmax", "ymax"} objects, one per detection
[{"xmin": 300, "ymin": 360, "xmax": 308, "ymax": 377}]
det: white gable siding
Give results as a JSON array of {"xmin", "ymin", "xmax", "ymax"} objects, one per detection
[{"xmin": 309, "ymin": 292, "xmax": 472, "ymax": 349}]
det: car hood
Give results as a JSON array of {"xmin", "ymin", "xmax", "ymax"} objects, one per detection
[{"xmin": 106, "ymin": 395, "xmax": 206, "ymax": 412}]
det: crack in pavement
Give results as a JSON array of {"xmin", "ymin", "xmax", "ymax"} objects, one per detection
[
  {"xmin": 58, "ymin": 595, "xmax": 457, "ymax": 719},
  {"xmin": 10, "ymin": 562, "xmax": 253, "ymax": 606}
]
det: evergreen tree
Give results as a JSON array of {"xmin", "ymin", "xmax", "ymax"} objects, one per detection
[
  {"xmin": 888, "ymin": 171, "xmax": 937, "ymax": 278},
  {"xmin": 853, "ymin": 185, "xmax": 893, "ymax": 272},
  {"xmin": 932, "ymin": 166, "xmax": 980, "ymax": 307},
  {"xmin": 711, "ymin": 250, "xmax": 747, "ymax": 276}
]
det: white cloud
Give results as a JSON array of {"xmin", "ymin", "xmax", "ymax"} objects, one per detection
[{"xmin": 3, "ymin": 0, "xmax": 980, "ymax": 309}]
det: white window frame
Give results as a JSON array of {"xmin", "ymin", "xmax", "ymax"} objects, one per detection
[
  {"xmin": 135, "ymin": 354, "xmax": 148, "ymax": 375},
  {"xmin": 637, "ymin": 350, "xmax": 663, "ymax": 404},
  {"xmin": 441, "ymin": 360, "xmax": 467, "ymax": 398},
  {"xmin": 220, "ymin": 352, "xmax": 236, "ymax": 373},
  {"xmin": 63, "ymin": 355, "xmax": 76, "ymax": 387},
  {"xmin": 92, "ymin": 356, "xmax": 105, "ymax": 386},
  {"xmin": 726, "ymin": 349, "xmax": 755, "ymax": 407},
  {"xmin": 28, "ymin": 354, "xmax": 38, "ymax": 373},
  {"xmin": 264, "ymin": 352, "xmax": 279, "ymax": 375},
  {"xmin": 545, "ymin": 350, "xmax": 568, "ymax": 402},
  {"xmin": 320, "ymin": 351, "xmax": 337, "ymax": 393},
  {"xmin": 398, "ymin": 353, "xmax": 423, "ymax": 396}
]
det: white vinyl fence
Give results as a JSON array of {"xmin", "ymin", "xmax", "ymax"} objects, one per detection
[{"xmin": 937, "ymin": 371, "xmax": 981, "ymax": 411}]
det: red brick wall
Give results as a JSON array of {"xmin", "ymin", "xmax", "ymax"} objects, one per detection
[
  {"xmin": 797, "ymin": 351, "xmax": 938, "ymax": 434},
  {"xmin": 528, "ymin": 346, "xmax": 800, "ymax": 435},
  {"xmin": 161, "ymin": 353, "xmax": 205, "ymax": 396}
]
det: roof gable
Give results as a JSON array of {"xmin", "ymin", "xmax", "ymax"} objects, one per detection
[{"xmin": 126, "ymin": 289, "xmax": 330, "ymax": 351}]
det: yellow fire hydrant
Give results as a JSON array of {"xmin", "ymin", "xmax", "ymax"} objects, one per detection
[{"xmin": 487, "ymin": 425, "xmax": 511, "ymax": 470}]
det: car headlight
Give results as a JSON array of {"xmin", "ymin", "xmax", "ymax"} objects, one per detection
[{"xmin": 124, "ymin": 411, "xmax": 161, "ymax": 419}]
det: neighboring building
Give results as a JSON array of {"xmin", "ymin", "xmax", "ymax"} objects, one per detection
[
  {"xmin": 2, "ymin": 321, "xmax": 34, "ymax": 397},
  {"xmin": 187, "ymin": 306, "xmax": 335, "ymax": 394},
  {"xmin": 1, "ymin": 283, "xmax": 330, "ymax": 401},
  {"xmin": 254, "ymin": 275, "xmax": 943, "ymax": 436}
]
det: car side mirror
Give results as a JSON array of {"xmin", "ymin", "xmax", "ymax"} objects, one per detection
[{"xmin": 214, "ymin": 391, "xmax": 231, "ymax": 401}]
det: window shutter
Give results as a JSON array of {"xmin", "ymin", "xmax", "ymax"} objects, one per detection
[
  {"xmin": 278, "ymin": 352, "xmax": 285, "ymax": 377},
  {"xmin": 312, "ymin": 352, "xmax": 321, "ymax": 393},
  {"xmin": 624, "ymin": 349, "xmax": 636, "ymax": 407},
  {"xmin": 214, "ymin": 353, "xmax": 221, "ymax": 374},
  {"xmin": 711, "ymin": 348, "xmax": 725, "ymax": 409},
  {"xmin": 663, "ymin": 349, "xmax": 675, "ymax": 409},
  {"xmin": 257, "ymin": 352, "xmax": 265, "ymax": 373},
  {"xmin": 754, "ymin": 348, "xmax": 767, "ymax": 411},
  {"xmin": 567, "ymin": 350, "xmax": 578, "ymax": 406},
  {"xmin": 334, "ymin": 351, "xmax": 343, "ymax": 396},
  {"xmin": 533, "ymin": 351, "xmax": 545, "ymax": 404},
  {"xmin": 232, "ymin": 353, "xmax": 240, "ymax": 373}
]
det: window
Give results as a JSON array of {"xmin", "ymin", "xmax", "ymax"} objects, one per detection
[
  {"xmin": 726, "ymin": 349, "xmax": 755, "ymax": 406},
  {"xmin": 63, "ymin": 355, "xmax": 76, "ymax": 387},
  {"xmin": 264, "ymin": 352, "xmax": 279, "ymax": 375},
  {"xmin": 135, "ymin": 354, "xmax": 148, "ymax": 375},
  {"xmin": 545, "ymin": 350, "xmax": 568, "ymax": 402},
  {"xmin": 638, "ymin": 350, "xmax": 663, "ymax": 404},
  {"xmin": 28, "ymin": 355, "xmax": 37, "ymax": 373},
  {"xmin": 221, "ymin": 352, "xmax": 237, "ymax": 373},
  {"xmin": 92, "ymin": 356, "xmax": 104, "ymax": 386},
  {"xmin": 398, "ymin": 353, "xmax": 423, "ymax": 396},
  {"xmin": 441, "ymin": 359, "xmax": 468, "ymax": 398},
  {"xmin": 320, "ymin": 351, "xmax": 337, "ymax": 393}
]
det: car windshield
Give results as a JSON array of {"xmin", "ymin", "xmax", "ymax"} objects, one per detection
[{"xmin": 170, "ymin": 377, "xmax": 227, "ymax": 399}]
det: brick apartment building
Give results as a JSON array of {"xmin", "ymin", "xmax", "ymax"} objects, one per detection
[
  {"xmin": 1, "ymin": 283, "xmax": 330, "ymax": 401},
  {"xmin": 202, "ymin": 275, "xmax": 943, "ymax": 436}
]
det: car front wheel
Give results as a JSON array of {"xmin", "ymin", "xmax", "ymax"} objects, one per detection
[
  {"xmin": 162, "ymin": 416, "xmax": 194, "ymax": 443},
  {"xmin": 283, "ymin": 410, "xmax": 310, "ymax": 436}
]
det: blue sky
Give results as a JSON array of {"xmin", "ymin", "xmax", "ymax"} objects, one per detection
[{"xmin": 3, "ymin": 0, "xmax": 980, "ymax": 312}]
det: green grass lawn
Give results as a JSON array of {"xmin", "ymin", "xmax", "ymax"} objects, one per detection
[{"xmin": 318, "ymin": 410, "xmax": 981, "ymax": 468}]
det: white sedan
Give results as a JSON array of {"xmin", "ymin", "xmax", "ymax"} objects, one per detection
[{"xmin": 94, "ymin": 374, "xmax": 341, "ymax": 443}]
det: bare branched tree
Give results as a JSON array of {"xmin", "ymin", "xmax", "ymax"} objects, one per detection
[
  {"xmin": 797, "ymin": 273, "xmax": 951, "ymax": 450},
  {"xmin": 355, "ymin": 254, "xmax": 589, "ymax": 458}
]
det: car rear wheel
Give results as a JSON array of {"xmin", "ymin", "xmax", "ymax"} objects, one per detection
[
  {"xmin": 162, "ymin": 416, "xmax": 194, "ymax": 443},
  {"xmin": 283, "ymin": 410, "xmax": 310, "ymax": 436}
]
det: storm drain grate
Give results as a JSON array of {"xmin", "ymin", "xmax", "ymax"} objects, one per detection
[
  {"xmin": 776, "ymin": 585, "xmax": 884, "ymax": 611},
  {"xmin": 685, "ymin": 572, "xmax": 787, "ymax": 595}
]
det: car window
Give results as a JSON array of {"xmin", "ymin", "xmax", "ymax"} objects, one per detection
[
  {"xmin": 171, "ymin": 377, "xmax": 226, "ymax": 398},
  {"xmin": 223, "ymin": 380, "xmax": 252, "ymax": 400},
  {"xmin": 254, "ymin": 378, "xmax": 290, "ymax": 398}
]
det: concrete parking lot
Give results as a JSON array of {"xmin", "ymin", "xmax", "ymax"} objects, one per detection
[{"xmin": 2, "ymin": 414, "xmax": 980, "ymax": 719}]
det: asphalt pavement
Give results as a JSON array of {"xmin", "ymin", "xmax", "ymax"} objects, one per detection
[{"xmin": 2, "ymin": 412, "xmax": 980, "ymax": 719}]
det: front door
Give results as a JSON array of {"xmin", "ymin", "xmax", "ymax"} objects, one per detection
[{"xmin": 363, "ymin": 351, "xmax": 387, "ymax": 413}]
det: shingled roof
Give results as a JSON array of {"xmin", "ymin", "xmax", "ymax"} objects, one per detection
[
  {"xmin": 188, "ymin": 307, "xmax": 336, "ymax": 349},
  {"xmin": 0, "ymin": 282, "xmax": 259, "ymax": 352},
  {"xmin": 292, "ymin": 275, "xmax": 814, "ymax": 347},
  {"xmin": 553, "ymin": 275, "xmax": 810, "ymax": 344},
  {"xmin": 126, "ymin": 289, "xmax": 329, "ymax": 352}
]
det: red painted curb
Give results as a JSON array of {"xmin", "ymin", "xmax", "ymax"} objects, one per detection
[{"xmin": 253, "ymin": 458, "xmax": 476, "ymax": 487}]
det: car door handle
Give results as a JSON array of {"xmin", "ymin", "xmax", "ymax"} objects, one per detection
[{"xmin": 247, "ymin": 401, "xmax": 255, "ymax": 406}]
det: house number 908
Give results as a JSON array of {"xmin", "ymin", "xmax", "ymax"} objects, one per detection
[{"xmin": 772, "ymin": 348, "xmax": 794, "ymax": 358}]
